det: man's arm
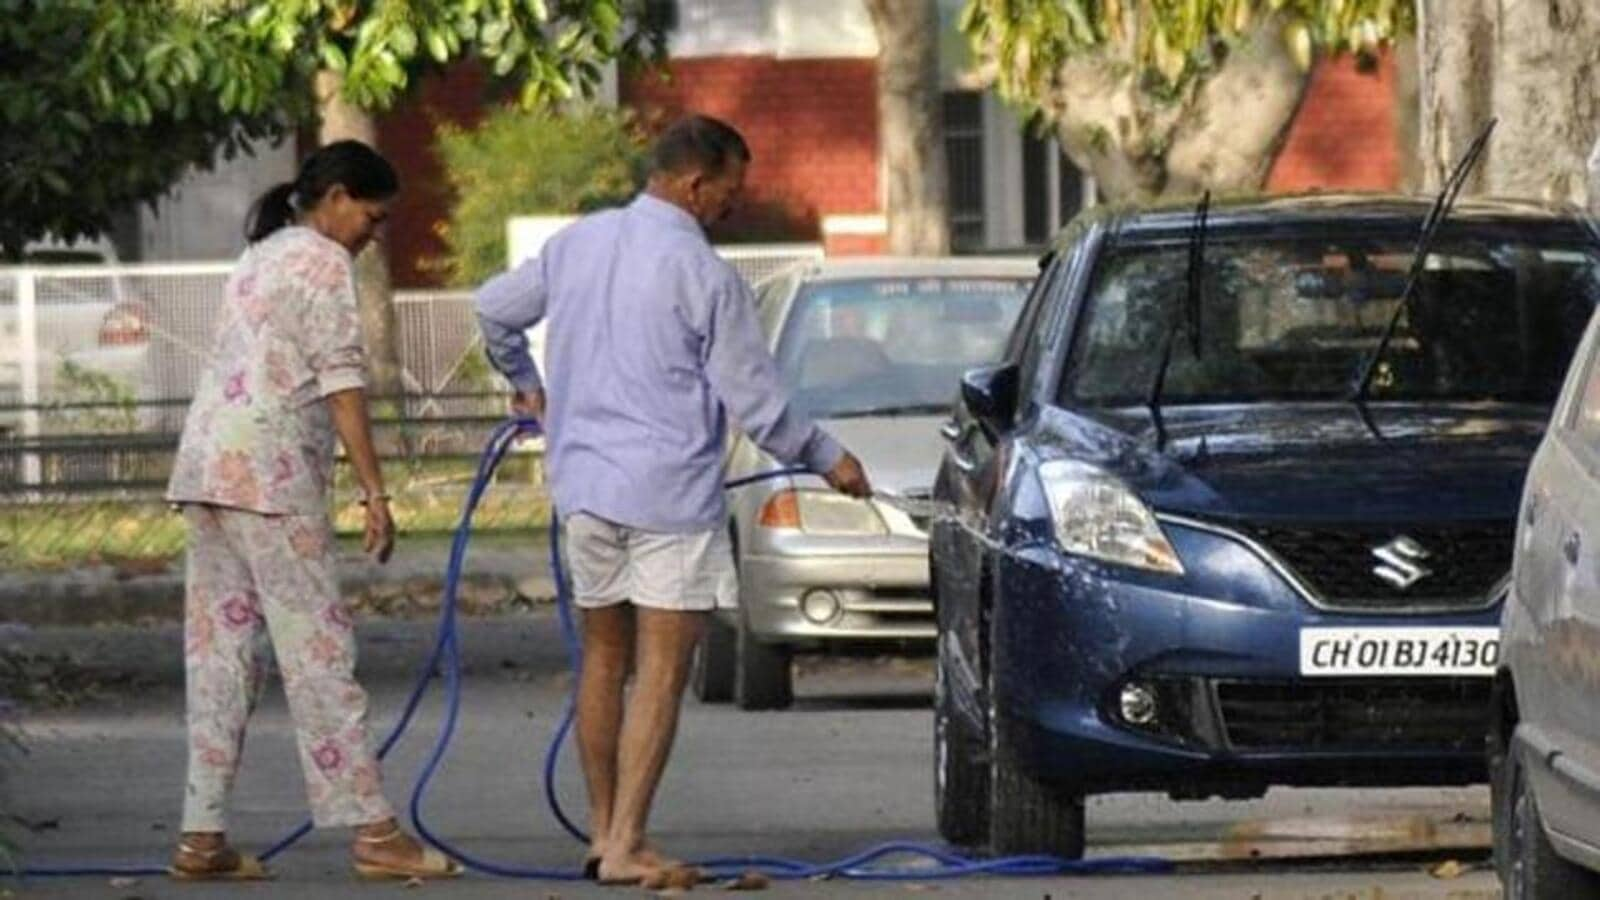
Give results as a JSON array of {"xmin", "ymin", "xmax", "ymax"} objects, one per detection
[
  {"xmin": 699, "ymin": 272, "xmax": 871, "ymax": 497},
  {"xmin": 475, "ymin": 254, "xmax": 549, "ymax": 404}
]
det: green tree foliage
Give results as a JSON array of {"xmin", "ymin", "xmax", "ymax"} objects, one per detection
[
  {"xmin": 210, "ymin": 0, "xmax": 668, "ymax": 111},
  {"xmin": 959, "ymin": 0, "xmax": 1416, "ymax": 200},
  {"xmin": 434, "ymin": 105, "xmax": 643, "ymax": 286},
  {"xmin": 3, "ymin": 0, "xmax": 665, "ymax": 258},
  {"xmin": 0, "ymin": 0, "xmax": 302, "ymax": 258},
  {"xmin": 964, "ymin": 0, "xmax": 1414, "ymax": 110}
]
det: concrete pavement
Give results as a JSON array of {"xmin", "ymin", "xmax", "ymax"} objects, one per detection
[{"xmin": 3, "ymin": 615, "xmax": 1501, "ymax": 898}]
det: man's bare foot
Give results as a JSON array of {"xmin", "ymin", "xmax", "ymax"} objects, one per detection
[
  {"xmin": 591, "ymin": 839, "xmax": 676, "ymax": 874},
  {"xmin": 640, "ymin": 864, "xmax": 708, "ymax": 891},
  {"xmin": 595, "ymin": 850, "xmax": 656, "ymax": 885}
]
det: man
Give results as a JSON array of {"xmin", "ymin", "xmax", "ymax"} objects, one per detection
[{"xmin": 475, "ymin": 115, "xmax": 871, "ymax": 884}]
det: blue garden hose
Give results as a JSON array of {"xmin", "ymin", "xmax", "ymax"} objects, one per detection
[{"xmin": 19, "ymin": 417, "xmax": 1173, "ymax": 881}]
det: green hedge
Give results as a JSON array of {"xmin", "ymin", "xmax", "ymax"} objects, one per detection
[{"xmin": 433, "ymin": 105, "xmax": 645, "ymax": 287}]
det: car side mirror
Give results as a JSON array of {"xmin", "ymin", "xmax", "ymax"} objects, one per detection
[{"xmin": 960, "ymin": 363, "xmax": 1020, "ymax": 438}]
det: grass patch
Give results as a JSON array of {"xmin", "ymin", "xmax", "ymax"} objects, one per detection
[{"xmin": 0, "ymin": 454, "xmax": 552, "ymax": 571}]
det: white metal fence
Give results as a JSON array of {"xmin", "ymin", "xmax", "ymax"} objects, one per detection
[{"xmin": 0, "ymin": 243, "xmax": 822, "ymax": 489}]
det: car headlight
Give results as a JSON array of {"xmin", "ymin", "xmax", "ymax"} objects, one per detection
[
  {"xmin": 758, "ymin": 488, "xmax": 889, "ymax": 535},
  {"xmin": 1038, "ymin": 460, "xmax": 1183, "ymax": 574}
]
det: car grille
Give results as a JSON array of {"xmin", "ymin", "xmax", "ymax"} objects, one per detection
[
  {"xmin": 1228, "ymin": 521, "xmax": 1511, "ymax": 610},
  {"xmin": 1216, "ymin": 678, "xmax": 1492, "ymax": 752}
]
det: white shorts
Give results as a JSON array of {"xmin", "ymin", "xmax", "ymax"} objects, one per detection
[{"xmin": 562, "ymin": 513, "xmax": 737, "ymax": 612}]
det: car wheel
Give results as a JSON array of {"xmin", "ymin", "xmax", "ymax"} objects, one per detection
[
  {"xmin": 934, "ymin": 634, "xmax": 989, "ymax": 847},
  {"xmin": 988, "ymin": 686, "xmax": 1085, "ymax": 858},
  {"xmin": 1501, "ymin": 744, "xmax": 1600, "ymax": 899},
  {"xmin": 692, "ymin": 614, "xmax": 736, "ymax": 703},
  {"xmin": 735, "ymin": 602, "xmax": 793, "ymax": 710}
]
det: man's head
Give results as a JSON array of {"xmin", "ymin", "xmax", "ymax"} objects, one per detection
[{"xmin": 646, "ymin": 115, "xmax": 751, "ymax": 227}]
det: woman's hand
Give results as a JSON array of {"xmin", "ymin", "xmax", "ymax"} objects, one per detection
[
  {"xmin": 364, "ymin": 495, "xmax": 396, "ymax": 563},
  {"xmin": 511, "ymin": 389, "xmax": 545, "ymax": 421}
]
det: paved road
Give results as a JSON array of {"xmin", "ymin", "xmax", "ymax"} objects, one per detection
[{"xmin": 4, "ymin": 615, "xmax": 1500, "ymax": 898}]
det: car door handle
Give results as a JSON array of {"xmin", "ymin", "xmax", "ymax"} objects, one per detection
[
  {"xmin": 1565, "ymin": 532, "xmax": 1582, "ymax": 566},
  {"xmin": 1525, "ymin": 493, "xmax": 1541, "ymax": 527}
]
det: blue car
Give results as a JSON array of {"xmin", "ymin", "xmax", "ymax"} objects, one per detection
[{"xmin": 929, "ymin": 194, "xmax": 1600, "ymax": 856}]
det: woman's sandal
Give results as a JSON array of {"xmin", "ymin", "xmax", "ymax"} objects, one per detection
[
  {"xmin": 351, "ymin": 825, "xmax": 462, "ymax": 881},
  {"xmin": 167, "ymin": 841, "xmax": 273, "ymax": 882}
]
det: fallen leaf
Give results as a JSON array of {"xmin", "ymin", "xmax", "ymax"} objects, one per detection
[{"xmin": 1431, "ymin": 859, "xmax": 1466, "ymax": 879}]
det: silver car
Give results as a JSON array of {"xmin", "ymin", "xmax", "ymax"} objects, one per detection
[
  {"xmin": 1495, "ymin": 246, "xmax": 1600, "ymax": 897},
  {"xmin": 694, "ymin": 257, "xmax": 1036, "ymax": 710}
]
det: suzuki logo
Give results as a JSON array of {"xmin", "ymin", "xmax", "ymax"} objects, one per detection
[{"xmin": 1372, "ymin": 536, "xmax": 1433, "ymax": 590}]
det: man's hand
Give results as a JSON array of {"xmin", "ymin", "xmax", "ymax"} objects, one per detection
[
  {"xmin": 824, "ymin": 451, "xmax": 872, "ymax": 499},
  {"xmin": 511, "ymin": 389, "xmax": 546, "ymax": 421}
]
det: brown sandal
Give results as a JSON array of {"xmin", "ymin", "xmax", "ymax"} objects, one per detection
[
  {"xmin": 168, "ymin": 840, "xmax": 273, "ymax": 882},
  {"xmin": 351, "ymin": 825, "xmax": 462, "ymax": 881}
]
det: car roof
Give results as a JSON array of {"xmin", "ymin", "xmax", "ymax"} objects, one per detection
[
  {"xmin": 774, "ymin": 255, "xmax": 1041, "ymax": 284},
  {"xmin": 1068, "ymin": 192, "xmax": 1592, "ymax": 246}
]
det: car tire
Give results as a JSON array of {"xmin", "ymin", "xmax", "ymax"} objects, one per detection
[
  {"xmin": 692, "ymin": 615, "xmax": 736, "ymax": 703},
  {"xmin": 988, "ymin": 698, "xmax": 1085, "ymax": 859},
  {"xmin": 735, "ymin": 605, "xmax": 793, "ymax": 710},
  {"xmin": 1500, "ymin": 745, "xmax": 1600, "ymax": 899},
  {"xmin": 934, "ymin": 636, "xmax": 989, "ymax": 847}
]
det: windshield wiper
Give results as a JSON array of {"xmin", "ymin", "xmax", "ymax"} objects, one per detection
[
  {"xmin": 1148, "ymin": 190, "xmax": 1210, "ymax": 452},
  {"xmin": 1348, "ymin": 119, "xmax": 1497, "ymax": 438},
  {"xmin": 828, "ymin": 402, "xmax": 952, "ymax": 419}
]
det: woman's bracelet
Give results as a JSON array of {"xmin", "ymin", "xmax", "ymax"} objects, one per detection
[{"xmin": 358, "ymin": 492, "xmax": 392, "ymax": 507}]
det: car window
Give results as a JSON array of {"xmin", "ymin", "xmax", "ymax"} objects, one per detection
[
  {"xmin": 775, "ymin": 275, "xmax": 1032, "ymax": 418},
  {"xmin": 1003, "ymin": 254, "xmax": 1057, "ymax": 365},
  {"xmin": 1018, "ymin": 237, "xmax": 1092, "ymax": 407},
  {"xmin": 1059, "ymin": 226, "xmax": 1600, "ymax": 407}
]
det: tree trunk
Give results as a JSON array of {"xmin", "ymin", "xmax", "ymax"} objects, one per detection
[
  {"xmin": 315, "ymin": 68, "xmax": 404, "ymax": 405},
  {"xmin": 865, "ymin": 0, "xmax": 950, "ymax": 256},
  {"xmin": 1419, "ymin": 0, "xmax": 1600, "ymax": 205},
  {"xmin": 1038, "ymin": 13, "xmax": 1308, "ymax": 202},
  {"xmin": 1416, "ymin": 0, "xmax": 1494, "ymax": 193}
]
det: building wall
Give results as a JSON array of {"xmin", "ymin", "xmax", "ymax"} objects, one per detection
[
  {"xmin": 1267, "ymin": 51, "xmax": 1402, "ymax": 193},
  {"xmin": 621, "ymin": 56, "xmax": 881, "ymax": 243},
  {"xmin": 375, "ymin": 63, "xmax": 493, "ymax": 288},
  {"xmin": 669, "ymin": 0, "xmax": 877, "ymax": 58}
]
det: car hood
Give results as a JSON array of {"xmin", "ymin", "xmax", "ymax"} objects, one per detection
[
  {"xmin": 1034, "ymin": 403, "xmax": 1548, "ymax": 525},
  {"xmin": 813, "ymin": 414, "xmax": 948, "ymax": 495}
]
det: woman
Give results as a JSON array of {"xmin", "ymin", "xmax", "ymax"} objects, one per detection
[{"xmin": 164, "ymin": 141, "xmax": 457, "ymax": 881}]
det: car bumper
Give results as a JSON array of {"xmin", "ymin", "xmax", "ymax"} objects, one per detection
[
  {"xmin": 992, "ymin": 535, "xmax": 1501, "ymax": 796},
  {"xmin": 736, "ymin": 532, "xmax": 934, "ymax": 644}
]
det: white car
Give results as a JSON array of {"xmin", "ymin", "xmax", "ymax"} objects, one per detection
[{"xmin": 0, "ymin": 238, "xmax": 150, "ymax": 437}]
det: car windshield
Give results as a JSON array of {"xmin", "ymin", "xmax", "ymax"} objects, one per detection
[
  {"xmin": 777, "ymin": 275, "xmax": 1031, "ymax": 418},
  {"xmin": 1062, "ymin": 224, "xmax": 1600, "ymax": 407}
]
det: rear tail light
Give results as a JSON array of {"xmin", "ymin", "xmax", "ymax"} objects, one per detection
[
  {"xmin": 758, "ymin": 490, "xmax": 802, "ymax": 529},
  {"xmin": 98, "ymin": 302, "xmax": 149, "ymax": 346}
]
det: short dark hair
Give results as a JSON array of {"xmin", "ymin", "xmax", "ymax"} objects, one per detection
[{"xmin": 649, "ymin": 115, "xmax": 751, "ymax": 177}]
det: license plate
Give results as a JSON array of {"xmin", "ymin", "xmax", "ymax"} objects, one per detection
[{"xmin": 1298, "ymin": 627, "xmax": 1500, "ymax": 677}]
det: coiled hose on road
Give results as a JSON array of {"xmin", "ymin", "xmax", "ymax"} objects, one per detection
[{"xmin": 22, "ymin": 417, "xmax": 1172, "ymax": 882}]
